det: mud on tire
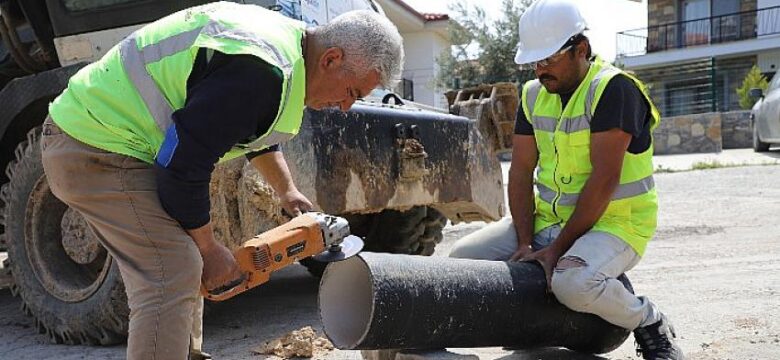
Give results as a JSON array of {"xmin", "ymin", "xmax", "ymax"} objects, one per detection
[
  {"xmin": 301, "ymin": 206, "xmax": 447, "ymax": 277},
  {"xmin": 0, "ymin": 128, "xmax": 128, "ymax": 345}
]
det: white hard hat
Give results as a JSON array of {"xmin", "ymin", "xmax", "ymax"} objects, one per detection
[{"xmin": 514, "ymin": 0, "xmax": 588, "ymax": 65}]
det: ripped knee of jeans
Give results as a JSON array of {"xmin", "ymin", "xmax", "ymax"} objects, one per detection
[{"xmin": 554, "ymin": 255, "xmax": 588, "ymax": 272}]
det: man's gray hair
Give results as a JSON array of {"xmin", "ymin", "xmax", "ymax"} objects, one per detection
[{"xmin": 313, "ymin": 10, "xmax": 404, "ymax": 89}]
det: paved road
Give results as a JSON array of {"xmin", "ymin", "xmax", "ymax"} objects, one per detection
[{"xmin": 1, "ymin": 157, "xmax": 779, "ymax": 359}]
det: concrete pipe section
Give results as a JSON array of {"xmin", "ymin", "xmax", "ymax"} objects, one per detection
[{"xmin": 319, "ymin": 252, "xmax": 632, "ymax": 353}]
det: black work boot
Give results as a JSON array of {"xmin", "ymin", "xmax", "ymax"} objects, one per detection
[{"xmin": 634, "ymin": 313, "xmax": 685, "ymax": 360}]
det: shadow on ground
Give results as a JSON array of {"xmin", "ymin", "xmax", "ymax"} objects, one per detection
[
  {"xmin": 497, "ymin": 348, "xmax": 609, "ymax": 359},
  {"xmin": 763, "ymin": 149, "xmax": 780, "ymax": 159}
]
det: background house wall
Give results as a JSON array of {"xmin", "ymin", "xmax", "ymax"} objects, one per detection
[
  {"xmin": 648, "ymin": 0, "xmax": 676, "ymax": 28},
  {"xmin": 400, "ymin": 31, "xmax": 449, "ymax": 108},
  {"xmin": 377, "ymin": 0, "xmax": 450, "ymax": 109},
  {"xmin": 628, "ymin": 0, "xmax": 773, "ymax": 118}
]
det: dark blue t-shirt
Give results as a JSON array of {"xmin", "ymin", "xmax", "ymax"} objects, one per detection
[{"xmin": 154, "ymin": 49, "xmax": 283, "ymax": 229}]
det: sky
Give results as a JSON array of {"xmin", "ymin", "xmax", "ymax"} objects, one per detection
[{"xmin": 401, "ymin": 0, "xmax": 648, "ymax": 62}]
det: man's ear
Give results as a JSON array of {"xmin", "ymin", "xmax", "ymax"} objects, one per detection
[
  {"xmin": 320, "ymin": 47, "xmax": 344, "ymax": 70},
  {"xmin": 576, "ymin": 40, "xmax": 589, "ymax": 59}
]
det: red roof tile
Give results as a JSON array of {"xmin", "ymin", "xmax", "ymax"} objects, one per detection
[
  {"xmin": 387, "ymin": 0, "xmax": 450, "ymax": 22},
  {"xmin": 423, "ymin": 13, "xmax": 449, "ymax": 21}
]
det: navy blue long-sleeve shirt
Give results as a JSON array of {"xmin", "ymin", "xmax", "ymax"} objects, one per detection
[{"xmin": 154, "ymin": 49, "xmax": 283, "ymax": 229}]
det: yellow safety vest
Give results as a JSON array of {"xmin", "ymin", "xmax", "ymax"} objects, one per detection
[
  {"xmin": 520, "ymin": 58, "xmax": 660, "ymax": 256},
  {"xmin": 49, "ymin": 2, "xmax": 307, "ymax": 164}
]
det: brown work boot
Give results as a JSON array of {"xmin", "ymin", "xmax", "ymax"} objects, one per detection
[{"xmin": 634, "ymin": 313, "xmax": 685, "ymax": 360}]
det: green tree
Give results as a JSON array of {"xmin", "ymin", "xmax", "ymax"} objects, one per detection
[
  {"xmin": 436, "ymin": 0, "xmax": 535, "ymax": 90},
  {"xmin": 736, "ymin": 65, "xmax": 769, "ymax": 110}
]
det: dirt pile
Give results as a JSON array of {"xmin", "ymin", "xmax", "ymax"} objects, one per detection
[{"xmin": 252, "ymin": 326, "xmax": 334, "ymax": 359}]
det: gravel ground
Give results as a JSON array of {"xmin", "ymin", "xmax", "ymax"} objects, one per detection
[{"xmin": 1, "ymin": 160, "xmax": 779, "ymax": 359}]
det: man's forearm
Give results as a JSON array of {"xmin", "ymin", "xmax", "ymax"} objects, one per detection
[
  {"xmin": 549, "ymin": 175, "xmax": 617, "ymax": 254},
  {"xmin": 186, "ymin": 222, "xmax": 218, "ymax": 252},
  {"xmin": 508, "ymin": 167, "xmax": 535, "ymax": 247},
  {"xmin": 249, "ymin": 150, "xmax": 297, "ymax": 195}
]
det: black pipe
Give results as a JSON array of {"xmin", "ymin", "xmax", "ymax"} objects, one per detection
[{"xmin": 319, "ymin": 253, "xmax": 633, "ymax": 353}]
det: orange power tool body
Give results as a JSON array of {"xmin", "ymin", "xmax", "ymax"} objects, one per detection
[{"xmin": 201, "ymin": 212, "xmax": 362, "ymax": 301}]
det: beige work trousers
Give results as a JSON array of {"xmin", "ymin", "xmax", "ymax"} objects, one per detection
[
  {"xmin": 40, "ymin": 117, "xmax": 205, "ymax": 360},
  {"xmin": 449, "ymin": 217, "xmax": 662, "ymax": 330}
]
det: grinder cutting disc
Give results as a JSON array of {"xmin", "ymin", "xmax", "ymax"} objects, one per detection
[{"xmin": 312, "ymin": 235, "xmax": 364, "ymax": 262}]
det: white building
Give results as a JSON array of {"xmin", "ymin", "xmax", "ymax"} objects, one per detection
[
  {"xmin": 376, "ymin": 0, "xmax": 451, "ymax": 109},
  {"xmin": 616, "ymin": 0, "xmax": 780, "ymax": 116}
]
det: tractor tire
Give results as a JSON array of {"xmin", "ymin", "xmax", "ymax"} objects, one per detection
[
  {"xmin": 300, "ymin": 206, "xmax": 447, "ymax": 277},
  {"xmin": 0, "ymin": 128, "xmax": 128, "ymax": 345}
]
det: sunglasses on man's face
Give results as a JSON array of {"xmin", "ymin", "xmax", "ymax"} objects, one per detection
[{"xmin": 521, "ymin": 45, "xmax": 574, "ymax": 71}]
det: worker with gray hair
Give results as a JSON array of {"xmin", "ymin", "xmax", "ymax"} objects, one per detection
[
  {"xmin": 40, "ymin": 2, "xmax": 403, "ymax": 359},
  {"xmin": 449, "ymin": 0, "xmax": 683, "ymax": 358}
]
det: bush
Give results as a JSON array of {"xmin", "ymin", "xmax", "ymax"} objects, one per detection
[{"xmin": 736, "ymin": 65, "xmax": 769, "ymax": 110}]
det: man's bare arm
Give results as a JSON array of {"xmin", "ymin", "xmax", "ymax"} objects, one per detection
[
  {"xmin": 508, "ymin": 134, "xmax": 539, "ymax": 260},
  {"xmin": 250, "ymin": 151, "xmax": 296, "ymax": 195},
  {"xmin": 250, "ymin": 150, "xmax": 313, "ymax": 216}
]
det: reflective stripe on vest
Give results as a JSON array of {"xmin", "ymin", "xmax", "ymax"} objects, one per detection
[
  {"xmin": 532, "ymin": 115, "xmax": 590, "ymax": 133},
  {"xmin": 526, "ymin": 80, "xmax": 542, "ymax": 118},
  {"xmin": 536, "ymin": 175, "xmax": 655, "ymax": 206},
  {"xmin": 585, "ymin": 66, "xmax": 621, "ymax": 117},
  {"xmin": 119, "ymin": 21, "xmax": 295, "ymax": 147}
]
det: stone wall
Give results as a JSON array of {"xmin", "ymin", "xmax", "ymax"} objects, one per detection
[
  {"xmin": 648, "ymin": 0, "xmax": 675, "ymax": 27},
  {"xmin": 721, "ymin": 110, "xmax": 752, "ymax": 149},
  {"xmin": 646, "ymin": 0, "xmax": 757, "ymax": 53},
  {"xmin": 647, "ymin": 0, "xmax": 757, "ymax": 27},
  {"xmin": 653, "ymin": 111, "xmax": 753, "ymax": 154},
  {"xmin": 647, "ymin": 0, "xmax": 676, "ymax": 52},
  {"xmin": 654, "ymin": 113, "xmax": 722, "ymax": 154},
  {"xmin": 741, "ymin": 1, "xmax": 758, "ymax": 39}
]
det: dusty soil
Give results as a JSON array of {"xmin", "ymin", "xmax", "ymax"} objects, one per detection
[
  {"xmin": 252, "ymin": 326, "xmax": 333, "ymax": 359},
  {"xmin": 1, "ymin": 163, "xmax": 779, "ymax": 359}
]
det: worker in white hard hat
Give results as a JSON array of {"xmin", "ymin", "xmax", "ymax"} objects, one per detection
[{"xmin": 449, "ymin": 0, "xmax": 684, "ymax": 359}]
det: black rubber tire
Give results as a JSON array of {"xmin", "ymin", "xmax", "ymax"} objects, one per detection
[
  {"xmin": 753, "ymin": 120, "xmax": 771, "ymax": 152},
  {"xmin": 301, "ymin": 206, "xmax": 447, "ymax": 277},
  {"xmin": 0, "ymin": 128, "xmax": 128, "ymax": 345}
]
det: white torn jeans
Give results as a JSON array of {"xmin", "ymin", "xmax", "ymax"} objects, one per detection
[{"xmin": 449, "ymin": 217, "xmax": 661, "ymax": 330}]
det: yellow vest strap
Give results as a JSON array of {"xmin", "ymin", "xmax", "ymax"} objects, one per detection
[
  {"xmin": 584, "ymin": 66, "xmax": 621, "ymax": 117},
  {"xmin": 525, "ymin": 80, "xmax": 543, "ymax": 118},
  {"xmin": 119, "ymin": 21, "xmax": 294, "ymax": 133},
  {"xmin": 531, "ymin": 114, "xmax": 591, "ymax": 133},
  {"xmin": 537, "ymin": 175, "xmax": 655, "ymax": 206}
]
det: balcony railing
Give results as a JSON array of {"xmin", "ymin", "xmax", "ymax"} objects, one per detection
[{"xmin": 617, "ymin": 5, "xmax": 780, "ymax": 57}]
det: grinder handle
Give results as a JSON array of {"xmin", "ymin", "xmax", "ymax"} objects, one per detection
[{"xmin": 200, "ymin": 273, "xmax": 250, "ymax": 301}]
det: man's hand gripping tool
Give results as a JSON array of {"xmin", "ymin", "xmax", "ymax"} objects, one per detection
[{"xmin": 201, "ymin": 212, "xmax": 363, "ymax": 301}]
